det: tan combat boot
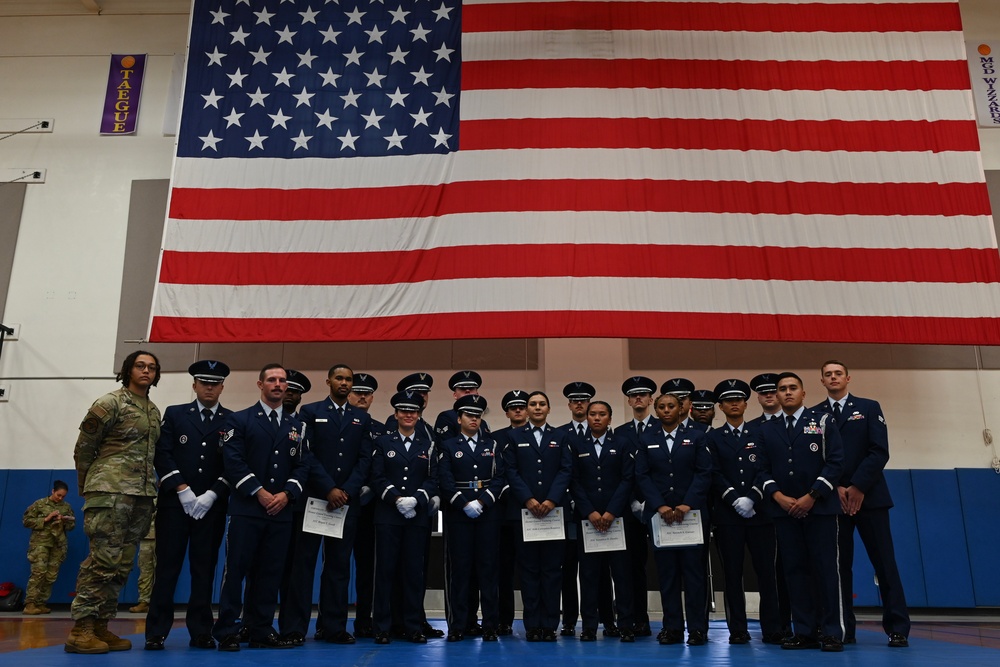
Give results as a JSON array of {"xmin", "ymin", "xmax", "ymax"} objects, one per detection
[
  {"xmin": 38, "ymin": 603, "xmax": 52, "ymax": 614},
  {"xmin": 128, "ymin": 601, "xmax": 149, "ymax": 613},
  {"xmin": 93, "ymin": 619, "xmax": 133, "ymax": 651},
  {"xmin": 22, "ymin": 603, "xmax": 45, "ymax": 615},
  {"xmin": 64, "ymin": 617, "xmax": 110, "ymax": 654}
]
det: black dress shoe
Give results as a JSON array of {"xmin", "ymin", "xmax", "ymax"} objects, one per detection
[
  {"xmin": 466, "ymin": 623, "xmax": 483, "ymax": 636},
  {"xmin": 888, "ymin": 633, "xmax": 909, "ymax": 648},
  {"xmin": 421, "ymin": 622, "xmax": 444, "ymax": 638},
  {"xmin": 820, "ymin": 636, "xmax": 844, "ymax": 652},
  {"xmin": 580, "ymin": 629, "xmax": 597, "ymax": 641},
  {"xmin": 249, "ymin": 632, "xmax": 294, "ymax": 649},
  {"xmin": 729, "ymin": 631, "xmax": 751, "ymax": 645},
  {"xmin": 687, "ymin": 630, "xmax": 708, "ymax": 646},
  {"xmin": 620, "ymin": 630, "xmax": 635, "ymax": 643},
  {"xmin": 762, "ymin": 631, "xmax": 788, "ymax": 645},
  {"xmin": 603, "ymin": 624, "xmax": 621, "ymax": 637},
  {"xmin": 281, "ymin": 631, "xmax": 305, "ymax": 647},
  {"xmin": 560, "ymin": 626, "xmax": 575, "ymax": 637},
  {"xmin": 353, "ymin": 624, "xmax": 373, "ymax": 638},
  {"xmin": 781, "ymin": 635, "xmax": 820, "ymax": 650},
  {"xmin": 526, "ymin": 628, "xmax": 542, "ymax": 642},
  {"xmin": 482, "ymin": 629, "xmax": 498, "ymax": 642},
  {"xmin": 497, "ymin": 624, "xmax": 513, "ymax": 636},
  {"xmin": 189, "ymin": 635, "xmax": 216, "ymax": 649},
  {"xmin": 633, "ymin": 623, "xmax": 652, "ymax": 637},
  {"xmin": 314, "ymin": 628, "xmax": 326, "ymax": 641},
  {"xmin": 447, "ymin": 632, "xmax": 464, "ymax": 642},
  {"xmin": 144, "ymin": 636, "xmax": 165, "ymax": 651},
  {"xmin": 409, "ymin": 631, "xmax": 428, "ymax": 644},
  {"xmin": 542, "ymin": 629, "xmax": 558, "ymax": 642},
  {"xmin": 237, "ymin": 626, "xmax": 250, "ymax": 643},
  {"xmin": 657, "ymin": 629, "xmax": 683, "ymax": 645},
  {"xmin": 327, "ymin": 631, "xmax": 356, "ymax": 645},
  {"xmin": 218, "ymin": 635, "xmax": 241, "ymax": 652},
  {"xmin": 374, "ymin": 633, "xmax": 391, "ymax": 645}
]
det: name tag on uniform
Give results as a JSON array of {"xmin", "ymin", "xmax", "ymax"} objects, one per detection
[
  {"xmin": 518, "ymin": 443, "xmax": 530, "ymax": 447},
  {"xmin": 578, "ymin": 453, "xmax": 590, "ymax": 458},
  {"xmin": 315, "ymin": 419, "xmax": 328, "ymax": 423}
]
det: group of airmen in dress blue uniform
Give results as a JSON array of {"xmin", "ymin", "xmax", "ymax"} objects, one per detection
[{"xmin": 138, "ymin": 358, "xmax": 910, "ymax": 653}]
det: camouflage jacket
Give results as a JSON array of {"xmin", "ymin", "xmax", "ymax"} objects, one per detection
[
  {"xmin": 74, "ymin": 387, "xmax": 161, "ymax": 497},
  {"xmin": 22, "ymin": 496, "xmax": 75, "ymax": 549}
]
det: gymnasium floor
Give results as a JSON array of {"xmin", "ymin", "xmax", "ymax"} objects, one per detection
[{"xmin": 1, "ymin": 610, "xmax": 998, "ymax": 666}]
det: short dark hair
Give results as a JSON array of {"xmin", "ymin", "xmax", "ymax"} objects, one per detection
[
  {"xmin": 53, "ymin": 480, "xmax": 68, "ymax": 492},
  {"xmin": 259, "ymin": 363, "xmax": 286, "ymax": 381},
  {"xmin": 587, "ymin": 400, "xmax": 613, "ymax": 418},
  {"xmin": 654, "ymin": 393, "xmax": 680, "ymax": 408},
  {"xmin": 527, "ymin": 390, "xmax": 549, "ymax": 404},
  {"xmin": 117, "ymin": 350, "xmax": 161, "ymax": 388},
  {"xmin": 777, "ymin": 371, "xmax": 803, "ymax": 386},
  {"xmin": 821, "ymin": 360, "xmax": 849, "ymax": 375},
  {"xmin": 328, "ymin": 363, "xmax": 354, "ymax": 377}
]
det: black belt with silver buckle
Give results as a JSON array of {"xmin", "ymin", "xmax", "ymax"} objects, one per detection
[{"xmin": 455, "ymin": 480, "xmax": 490, "ymax": 490}]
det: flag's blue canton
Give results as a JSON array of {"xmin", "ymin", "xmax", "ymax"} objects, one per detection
[{"xmin": 177, "ymin": 0, "xmax": 461, "ymax": 158}]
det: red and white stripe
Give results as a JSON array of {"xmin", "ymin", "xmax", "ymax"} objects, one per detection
[{"xmin": 150, "ymin": 0, "xmax": 1000, "ymax": 344}]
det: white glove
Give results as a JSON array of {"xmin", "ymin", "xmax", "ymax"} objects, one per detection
[
  {"xmin": 190, "ymin": 490, "xmax": 218, "ymax": 520},
  {"xmin": 630, "ymin": 500, "xmax": 644, "ymax": 519},
  {"xmin": 360, "ymin": 485, "xmax": 373, "ymax": 505},
  {"xmin": 429, "ymin": 496, "xmax": 441, "ymax": 514},
  {"xmin": 396, "ymin": 497, "xmax": 418, "ymax": 516},
  {"xmin": 178, "ymin": 487, "xmax": 198, "ymax": 515},
  {"xmin": 733, "ymin": 497, "xmax": 755, "ymax": 518},
  {"xmin": 463, "ymin": 500, "xmax": 484, "ymax": 518}
]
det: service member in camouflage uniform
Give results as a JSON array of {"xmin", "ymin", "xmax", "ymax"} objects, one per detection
[
  {"xmin": 22, "ymin": 480, "xmax": 76, "ymax": 614},
  {"xmin": 65, "ymin": 350, "xmax": 162, "ymax": 655},
  {"xmin": 129, "ymin": 503, "xmax": 156, "ymax": 614}
]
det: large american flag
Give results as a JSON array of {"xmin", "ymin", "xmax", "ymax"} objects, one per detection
[{"xmin": 149, "ymin": 0, "xmax": 1000, "ymax": 344}]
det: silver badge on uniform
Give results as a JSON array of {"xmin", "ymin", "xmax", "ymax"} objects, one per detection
[
  {"xmin": 455, "ymin": 451, "xmax": 463, "ymax": 458},
  {"xmin": 748, "ymin": 453, "xmax": 757, "ymax": 462},
  {"xmin": 290, "ymin": 447, "xmax": 297, "ymax": 456},
  {"xmin": 388, "ymin": 450, "xmax": 396, "ymax": 458},
  {"xmin": 809, "ymin": 443, "xmax": 819, "ymax": 452},
  {"xmin": 179, "ymin": 435, "xmax": 188, "ymax": 444}
]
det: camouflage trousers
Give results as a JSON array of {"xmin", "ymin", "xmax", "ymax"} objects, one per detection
[
  {"xmin": 70, "ymin": 493, "xmax": 154, "ymax": 620},
  {"xmin": 135, "ymin": 537, "xmax": 156, "ymax": 604},
  {"xmin": 25, "ymin": 544, "xmax": 67, "ymax": 604}
]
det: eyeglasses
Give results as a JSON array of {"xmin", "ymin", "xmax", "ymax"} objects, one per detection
[{"xmin": 134, "ymin": 362, "xmax": 158, "ymax": 372}]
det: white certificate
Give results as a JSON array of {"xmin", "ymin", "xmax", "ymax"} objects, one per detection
[
  {"xmin": 521, "ymin": 507, "xmax": 566, "ymax": 542},
  {"xmin": 301, "ymin": 497, "xmax": 348, "ymax": 539},
  {"xmin": 581, "ymin": 517, "xmax": 626, "ymax": 553},
  {"xmin": 650, "ymin": 509, "xmax": 704, "ymax": 549}
]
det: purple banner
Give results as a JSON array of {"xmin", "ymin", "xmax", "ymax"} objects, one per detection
[{"xmin": 100, "ymin": 54, "xmax": 147, "ymax": 135}]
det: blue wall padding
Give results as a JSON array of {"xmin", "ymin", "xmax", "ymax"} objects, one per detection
[
  {"xmin": 956, "ymin": 468, "xmax": 1000, "ymax": 606},
  {"xmin": 910, "ymin": 469, "xmax": 976, "ymax": 607},
  {"xmin": 883, "ymin": 469, "xmax": 927, "ymax": 607},
  {"xmin": 0, "ymin": 468, "xmax": 988, "ymax": 608}
]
